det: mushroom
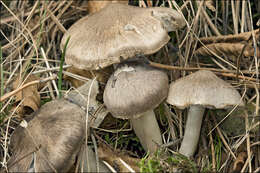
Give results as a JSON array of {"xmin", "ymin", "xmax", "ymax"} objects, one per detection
[
  {"xmin": 103, "ymin": 63, "xmax": 169, "ymax": 153},
  {"xmin": 166, "ymin": 70, "xmax": 244, "ymax": 157},
  {"xmin": 60, "ymin": 3, "xmax": 185, "ymax": 70},
  {"xmin": 7, "ymin": 81, "xmax": 109, "ymax": 172}
]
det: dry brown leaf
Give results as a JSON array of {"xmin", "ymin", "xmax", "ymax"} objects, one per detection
[
  {"xmin": 195, "ymin": 29, "xmax": 260, "ymax": 58},
  {"xmin": 87, "ymin": 0, "xmax": 128, "ymax": 14},
  {"xmin": 12, "ymin": 74, "xmax": 41, "ymax": 116},
  {"xmin": 98, "ymin": 143, "xmax": 140, "ymax": 172},
  {"xmin": 146, "ymin": 0, "xmax": 153, "ymax": 7},
  {"xmin": 205, "ymin": 0, "xmax": 216, "ymax": 12},
  {"xmin": 198, "ymin": 29, "xmax": 259, "ymax": 45},
  {"xmin": 64, "ymin": 66, "xmax": 113, "ymax": 88},
  {"xmin": 195, "ymin": 42, "xmax": 260, "ymax": 59},
  {"xmin": 232, "ymin": 152, "xmax": 247, "ymax": 173}
]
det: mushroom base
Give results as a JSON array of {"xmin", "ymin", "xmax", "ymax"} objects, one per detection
[{"xmin": 130, "ymin": 110, "xmax": 162, "ymax": 153}]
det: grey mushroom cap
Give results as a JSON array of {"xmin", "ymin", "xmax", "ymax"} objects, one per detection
[
  {"xmin": 104, "ymin": 64, "xmax": 169, "ymax": 119},
  {"xmin": 166, "ymin": 70, "xmax": 244, "ymax": 109},
  {"xmin": 61, "ymin": 3, "xmax": 185, "ymax": 70}
]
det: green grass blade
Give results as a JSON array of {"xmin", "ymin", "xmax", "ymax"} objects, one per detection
[{"xmin": 58, "ymin": 36, "xmax": 70, "ymax": 98}]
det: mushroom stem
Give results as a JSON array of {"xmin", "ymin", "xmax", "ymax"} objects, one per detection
[
  {"xmin": 130, "ymin": 110, "xmax": 162, "ymax": 153},
  {"xmin": 179, "ymin": 105, "xmax": 205, "ymax": 157}
]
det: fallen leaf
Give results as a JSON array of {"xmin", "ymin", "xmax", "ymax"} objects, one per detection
[
  {"xmin": 146, "ymin": 0, "xmax": 153, "ymax": 7},
  {"xmin": 87, "ymin": 0, "xmax": 128, "ymax": 14},
  {"xmin": 195, "ymin": 29, "xmax": 260, "ymax": 59},
  {"xmin": 195, "ymin": 42, "xmax": 259, "ymax": 59},
  {"xmin": 98, "ymin": 142, "xmax": 140, "ymax": 172},
  {"xmin": 232, "ymin": 152, "xmax": 247, "ymax": 173},
  {"xmin": 204, "ymin": 0, "xmax": 216, "ymax": 12},
  {"xmin": 197, "ymin": 29, "xmax": 259, "ymax": 45},
  {"xmin": 12, "ymin": 74, "xmax": 41, "ymax": 116}
]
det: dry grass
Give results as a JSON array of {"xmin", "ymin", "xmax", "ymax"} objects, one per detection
[{"xmin": 0, "ymin": 0, "xmax": 259, "ymax": 172}]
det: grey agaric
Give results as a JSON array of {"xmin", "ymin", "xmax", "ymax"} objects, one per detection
[
  {"xmin": 104, "ymin": 64, "xmax": 169, "ymax": 153},
  {"xmin": 167, "ymin": 70, "xmax": 244, "ymax": 157},
  {"xmin": 61, "ymin": 3, "xmax": 185, "ymax": 70}
]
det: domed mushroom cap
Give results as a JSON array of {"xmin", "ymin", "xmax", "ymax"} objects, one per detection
[
  {"xmin": 61, "ymin": 3, "xmax": 185, "ymax": 70},
  {"xmin": 167, "ymin": 70, "xmax": 244, "ymax": 109},
  {"xmin": 104, "ymin": 64, "xmax": 169, "ymax": 119}
]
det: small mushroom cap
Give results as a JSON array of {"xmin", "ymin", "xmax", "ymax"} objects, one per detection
[
  {"xmin": 104, "ymin": 64, "xmax": 169, "ymax": 119},
  {"xmin": 166, "ymin": 70, "xmax": 244, "ymax": 109},
  {"xmin": 61, "ymin": 3, "xmax": 185, "ymax": 70}
]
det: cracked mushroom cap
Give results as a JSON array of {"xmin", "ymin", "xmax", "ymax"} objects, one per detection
[
  {"xmin": 166, "ymin": 70, "xmax": 244, "ymax": 109},
  {"xmin": 103, "ymin": 64, "xmax": 169, "ymax": 119},
  {"xmin": 61, "ymin": 3, "xmax": 185, "ymax": 70}
]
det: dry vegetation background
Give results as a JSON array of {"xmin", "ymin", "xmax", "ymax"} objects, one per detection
[{"xmin": 0, "ymin": 0, "xmax": 259, "ymax": 172}]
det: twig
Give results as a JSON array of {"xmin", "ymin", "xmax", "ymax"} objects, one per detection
[
  {"xmin": 32, "ymin": 65, "xmax": 71, "ymax": 74},
  {"xmin": 41, "ymin": 48, "xmax": 59, "ymax": 97},
  {"xmin": 47, "ymin": 9, "xmax": 67, "ymax": 33},
  {"xmin": 160, "ymin": 138, "xmax": 183, "ymax": 148},
  {"xmin": 244, "ymin": 110, "xmax": 252, "ymax": 172},
  {"xmin": 148, "ymin": 61, "xmax": 258, "ymax": 82},
  {"xmin": 241, "ymin": 151, "xmax": 253, "ymax": 172}
]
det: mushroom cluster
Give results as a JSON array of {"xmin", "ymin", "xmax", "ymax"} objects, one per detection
[
  {"xmin": 60, "ymin": 2, "xmax": 185, "ymax": 154},
  {"xmin": 7, "ymin": 1, "xmax": 247, "ymax": 172},
  {"xmin": 8, "ymin": 2, "xmax": 186, "ymax": 172}
]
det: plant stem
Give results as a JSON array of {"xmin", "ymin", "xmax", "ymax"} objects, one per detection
[
  {"xmin": 179, "ymin": 105, "xmax": 205, "ymax": 157},
  {"xmin": 130, "ymin": 110, "xmax": 162, "ymax": 153}
]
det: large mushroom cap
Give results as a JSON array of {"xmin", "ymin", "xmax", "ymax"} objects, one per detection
[
  {"xmin": 104, "ymin": 64, "xmax": 169, "ymax": 119},
  {"xmin": 61, "ymin": 3, "xmax": 185, "ymax": 70},
  {"xmin": 167, "ymin": 70, "xmax": 244, "ymax": 109}
]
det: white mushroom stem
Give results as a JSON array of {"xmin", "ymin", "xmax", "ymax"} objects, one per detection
[
  {"xmin": 179, "ymin": 105, "xmax": 205, "ymax": 157},
  {"xmin": 130, "ymin": 110, "xmax": 162, "ymax": 153}
]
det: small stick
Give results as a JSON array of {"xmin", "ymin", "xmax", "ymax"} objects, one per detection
[
  {"xmin": 41, "ymin": 48, "xmax": 59, "ymax": 97},
  {"xmin": 0, "ymin": 75, "xmax": 56, "ymax": 102},
  {"xmin": 244, "ymin": 110, "xmax": 252, "ymax": 173},
  {"xmin": 148, "ymin": 61, "xmax": 258, "ymax": 82},
  {"xmin": 47, "ymin": 9, "xmax": 67, "ymax": 33},
  {"xmin": 32, "ymin": 65, "xmax": 71, "ymax": 74}
]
